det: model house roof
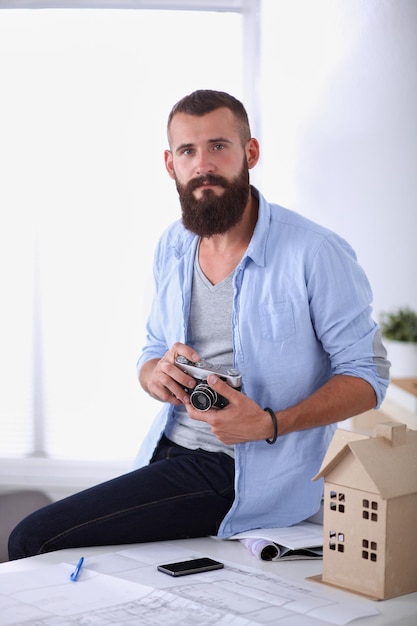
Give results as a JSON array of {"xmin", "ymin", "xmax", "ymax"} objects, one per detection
[{"xmin": 313, "ymin": 422, "xmax": 417, "ymax": 500}]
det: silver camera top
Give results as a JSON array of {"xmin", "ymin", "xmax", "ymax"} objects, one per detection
[{"xmin": 175, "ymin": 355, "xmax": 242, "ymax": 388}]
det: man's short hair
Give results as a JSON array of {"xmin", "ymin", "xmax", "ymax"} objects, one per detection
[{"xmin": 167, "ymin": 89, "xmax": 251, "ymax": 147}]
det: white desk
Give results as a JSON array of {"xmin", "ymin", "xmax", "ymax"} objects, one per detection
[{"xmin": 2, "ymin": 537, "xmax": 416, "ymax": 625}]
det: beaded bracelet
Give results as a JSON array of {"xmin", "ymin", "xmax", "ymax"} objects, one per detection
[{"xmin": 264, "ymin": 407, "xmax": 278, "ymax": 444}]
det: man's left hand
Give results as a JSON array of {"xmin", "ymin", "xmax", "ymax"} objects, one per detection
[{"xmin": 185, "ymin": 375, "xmax": 274, "ymax": 444}]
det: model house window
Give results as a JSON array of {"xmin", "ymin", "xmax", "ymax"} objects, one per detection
[
  {"xmin": 330, "ymin": 490, "xmax": 345, "ymax": 513},
  {"xmin": 329, "ymin": 530, "xmax": 345, "ymax": 553},
  {"xmin": 362, "ymin": 539, "xmax": 377, "ymax": 562},
  {"xmin": 362, "ymin": 499, "xmax": 378, "ymax": 521}
]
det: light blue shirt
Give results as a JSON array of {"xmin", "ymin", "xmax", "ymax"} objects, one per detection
[{"xmin": 135, "ymin": 187, "xmax": 390, "ymax": 536}]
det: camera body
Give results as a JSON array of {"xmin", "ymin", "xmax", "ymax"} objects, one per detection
[{"xmin": 175, "ymin": 355, "xmax": 242, "ymax": 411}]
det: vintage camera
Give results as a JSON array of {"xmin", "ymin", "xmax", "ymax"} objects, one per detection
[{"xmin": 175, "ymin": 355, "xmax": 242, "ymax": 411}]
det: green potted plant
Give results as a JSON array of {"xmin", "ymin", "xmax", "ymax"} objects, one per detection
[{"xmin": 380, "ymin": 307, "xmax": 417, "ymax": 378}]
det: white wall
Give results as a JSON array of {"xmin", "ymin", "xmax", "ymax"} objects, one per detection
[{"xmin": 257, "ymin": 0, "xmax": 417, "ymax": 319}]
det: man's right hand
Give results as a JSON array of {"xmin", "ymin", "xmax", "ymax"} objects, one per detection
[{"xmin": 139, "ymin": 343, "xmax": 201, "ymax": 405}]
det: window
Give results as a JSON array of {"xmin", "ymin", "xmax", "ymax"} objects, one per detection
[
  {"xmin": 0, "ymin": 5, "xmax": 247, "ymax": 461},
  {"xmin": 329, "ymin": 530, "xmax": 345, "ymax": 553},
  {"xmin": 362, "ymin": 499, "xmax": 378, "ymax": 522},
  {"xmin": 362, "ymin": 539, "xmax": 377, "ymax": 562},
  {"xmin": 330, "ymin": 490, "xmax": 346, "ymax": 513}
]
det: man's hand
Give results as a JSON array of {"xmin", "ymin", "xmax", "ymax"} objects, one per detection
[
  {"xmin": 185, "ymin": 373, "xmax": 377, "ymax": 445},
  {"xmin": 139, "ymin": 343, "xmax": 200, "ymax": 406},
  {"xmin": 185, "ymin": 375, "xmax": 274, "ymax": 444}
]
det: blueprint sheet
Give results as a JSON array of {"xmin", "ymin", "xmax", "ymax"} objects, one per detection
[{"xmin": 0, "ymin": 542, "xmax": 379, "ymax": 625}]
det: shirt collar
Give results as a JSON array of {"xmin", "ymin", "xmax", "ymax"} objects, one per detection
[{"xmin": 243, "ymin": 186, "xmax": 270, "ymax": 268}]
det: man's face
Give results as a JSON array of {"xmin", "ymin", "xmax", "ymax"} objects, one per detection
[{"xmin": 164, "ymin": 108, "xmax": 253, "ymax": 237}]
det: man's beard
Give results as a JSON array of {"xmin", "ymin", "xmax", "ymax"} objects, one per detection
[{"xmin": 175, "ymin": 161, "xmax": 250, "ymax": 238}]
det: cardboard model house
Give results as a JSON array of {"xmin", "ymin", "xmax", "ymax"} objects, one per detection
[{"xmin": 313, "ymin": 422, "xmax": 417, "ymax": 600}]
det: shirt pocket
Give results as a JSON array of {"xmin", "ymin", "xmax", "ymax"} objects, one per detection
[{"xmin": 259, "ymin": 300, "xmax": 296, "ymax": 342}]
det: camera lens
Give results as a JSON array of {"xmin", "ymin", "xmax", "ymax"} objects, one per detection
[{"xmin": 190, "ymin": 384, "xmax": 217, "ymax": 411}]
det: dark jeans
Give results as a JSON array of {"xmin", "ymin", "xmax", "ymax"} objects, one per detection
[{"xmin": 8, "ymin": 435, "xmax": 235, "ymax": 560}]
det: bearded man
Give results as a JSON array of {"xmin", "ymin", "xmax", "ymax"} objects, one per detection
[{"xmin": 9, "ymin": 90, "xmax": 389, "ymax": 559}]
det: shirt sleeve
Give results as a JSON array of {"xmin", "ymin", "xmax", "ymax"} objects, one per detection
[{"xmin": 307, "ymin": 233, "xmax": 390, "ymax": 407}]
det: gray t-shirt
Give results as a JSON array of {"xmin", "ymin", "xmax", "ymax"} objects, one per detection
[{"xmin": 164, "ymin": 247, "xmax": 235, "ymax": 457}]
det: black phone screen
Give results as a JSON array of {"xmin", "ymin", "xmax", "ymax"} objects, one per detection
[{"xmin": 157, "ymin": 557, "xmax": 224, "ymax": 577}]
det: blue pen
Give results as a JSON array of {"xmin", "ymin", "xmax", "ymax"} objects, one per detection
[{"xmin": 70, "ymin": 556, "xmax": 84, "ymax": 582}]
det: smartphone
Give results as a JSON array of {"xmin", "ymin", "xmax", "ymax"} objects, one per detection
[{"xmin": 157, "ymin": 557, "xmax": 224, "ymax": 577}]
